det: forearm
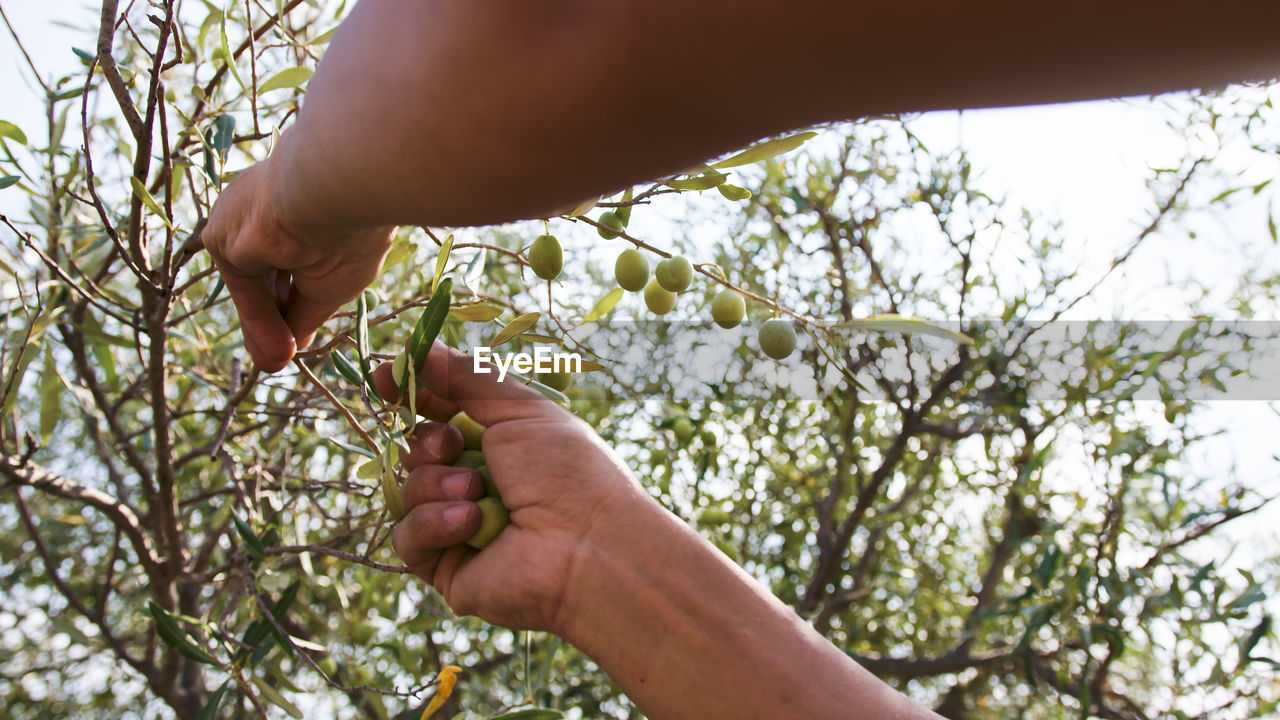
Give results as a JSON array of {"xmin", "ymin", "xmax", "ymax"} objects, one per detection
[
  {"xmin": 554, "ymin": 491, "xmax": 937, "ymax": 719},
  {"xmin": 273, "ymin": 0, "xmax": 1280, "ymax": 232}
]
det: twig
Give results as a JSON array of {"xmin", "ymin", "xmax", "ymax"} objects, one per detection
[
  {"xmin": 293, "ymin": 357, "xmax": 378, "ymax": 451},
  {"xmin": 96, "ymin": 0, "xmax": 145, "ymax": 139}
]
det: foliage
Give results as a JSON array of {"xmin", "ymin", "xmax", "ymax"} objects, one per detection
[{"xmin": 1, "ymin": 0, "xmax": 1278, "ymax": 718}]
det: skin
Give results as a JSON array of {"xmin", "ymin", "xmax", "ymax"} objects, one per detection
[
  {"xmin": 374, "ymin": 344, "xmax": 936, "ymax": 719},
  {"xmin": 201, "ymin": 0, "xmax": 1280, "ymax": 371},
  {"xmin": 200, "ymin": 0, "xmax": 1280, "ymax": 715}
]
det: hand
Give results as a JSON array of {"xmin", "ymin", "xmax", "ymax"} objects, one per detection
[
  {"xmin": 373, "ymin": 343, "xmax": 647, "ymax": 632},
  {"xmin": 202, "ymin": 155, "xmax": 394, "ymax": 372}
]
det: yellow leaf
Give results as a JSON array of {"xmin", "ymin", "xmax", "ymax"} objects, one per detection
[
  {"xmin": 581, "ymin": 287, "xmax": 624, "ymax": 324},
  {"xmin": 490, "ymin": 312, "xmax": 539, "ymax": 347},
  {"xmin": 130, "ymin": 177, "xmax": 175, "ymax": 231},
  {"xmin": 711, "ymin": 131, "xmax": 818, "ymax": 169},
  {"xmin": 449, "ymin": 304, "xmax": 504, "ymax": 322},
  {"xmin": 432, "ymin": 235, "xmax": 453, "ymax": 293},
  {"xmin": 421, "ymin": 666, "xmax": 462, "ymax": 720}
]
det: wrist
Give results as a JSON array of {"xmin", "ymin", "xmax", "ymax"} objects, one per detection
[
  {"xmin": 266, "ymin": 128, "xmax": 396, "ymax": 251},
  {"xmin": 549, "ymin": 485, "xmax": 671, "ymax": 642},
  {"xmin": 264, "ymin": 127, "xmax": 311, "ymax": 239}
]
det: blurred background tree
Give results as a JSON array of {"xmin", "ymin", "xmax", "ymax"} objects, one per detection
[{"xmin": 0, "ymin": 1, "xmax": 1277, "ymax": 718}]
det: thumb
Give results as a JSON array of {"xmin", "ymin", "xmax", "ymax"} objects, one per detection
[{"xmin": 419, "ymin": 342, "xmax": 565, "ymax": 428}]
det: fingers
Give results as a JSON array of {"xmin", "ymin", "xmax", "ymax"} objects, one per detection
[
  {"xmin": 402, "ymin": 464, "xmax": 485, "ymax": 505},
  {"xmin": 416, "ymin": 342, "xmax": 566, "ymax": 427},
  {"xmin": 215, "ymin": 266, "xmax": 297, "ymax": 372},
  {"xmin": 371, "ymin": 362, "xmax": 461, "ymax": 422},
  {"xmin": 285, "ymin": 295, "xmax": 344, "ymax": 353},
  {"xmin": 402, "ymin": 422, "xmax": 465, "ymax": 468},
  {"xmin": 392, "ymin": 500, "xmax": 480, "ymax": 576}
]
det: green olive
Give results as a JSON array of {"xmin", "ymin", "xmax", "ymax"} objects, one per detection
[
  {"xmin": 478, "ymin": 466, "xmax": 499, "ymax": 498},
  {"xmin": 711, "ymin": 289, "xmax": 746, "ymax": 329},
  {"xmin": 466, "ymin": 497, "xmax": 510, "ymax": 549},
  {"xmin": 538, "ymin": 370, "xmax": 573, "ymax": 391},
  {"xmin": 597, "ymin": 211, "xmax": 625, "ymax": 239},
  {"xmin": 644, "ymin": 279, "xmax": 677, "ymax": 315},
  {"xmin": 655, "ymin": 256, "xmax": 694, "ymax": 292},
  {"xmin": 614, "ymin": 248, "xmax": 649, "ymax": 291},
  {"xmin": 449, "ymin": 412, "xmax": 485, "ymax": 450},
  {"xmin": 528, "ymin": 234, "xmax": 563, "ymax": 280},
  {"xmin": 758, "ymin": 318, "xmax": 797, "ymax": 360},
  {"xmin": 453, "ymin": 449, "xmax": 486, "ymax": 469}
]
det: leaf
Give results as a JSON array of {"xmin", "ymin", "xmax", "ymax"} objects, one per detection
[
  {"xmin": 0, "ymin": 175, "xmax": 20, "ymax": 189},
  {"xmin": 463, "ymin": 247, "xmax": 487, "ymax": 293},
  {"xmin": 39, "ymin": 345, "xmax": 61, "ymax": 444},
  {"xmin": 205, "ymin": 115, "xmax": 236, "ymax": 188},
  {"xmin": 331, "ymin": 437, "xmax": 377, "ymax": 459},
  {"xmin": 148, "ymin": 602, "xmax": 218, "ymax": 665},
  {"xmin": 490, "ymin": 312, "xmax": 540, "ymax": 347},
  {"xmin": 264, "ymin": 580, "xmax": 303, "ymax": 652},
  {"xmin": 356, "ymin": 292, "xmax": 372, "ymax": 391},
  {"xmin": 450, "ymin": 303, "xmax": 504, "ymax": 322},
  {"xmin": 489, "ymin": 710, "xmax": 565, "ymax": 720},
  {"xmin": 130, "ymin": 177, "xmax": 175, "ymax": 231},
  {"xmin": 667, "ymin": 171, "xmax": 727, "ymax": 191},
  {"xmin": 383, "ymin": 237, "xmax": 416, "ymax": 268},
  {"xmin": 433, "ymin": 235, "xmax": 454, "ymax": 294},
  {"xmin": 201, "ymin": 278, "xmax": 225, "ymax": 309},
  {"xmin": 403, "ymin": 277, "xmax": 453, "ymax": 390},
  {"xmin": 305, "ymin": 26, "xmax": 338, "ymax": 46},
  {"xmin": 0, "ymin": 305, "xmax": 58, "ymax": 419},
  {"xmin": 195, "ymin": 683, "xmax": 229, "ymax": 720},
  {"xmin": 581, "ymin": 288, "xmax": 624, "ymax": 324},
  {"xmin": 232, "ymin": 514, "xmax": 266, "ymax": 561},
  {"xmin": 219, "ymin": 17, "xmax": 246, "ymax": 94},
  {"xmin": 252, "ymin": 675, "xmax": 303, "ymax": 719},
  {"xmin": 257, "ymin": 66, "xmax": 313, "ymax": 94},
  {"xmin": 712, "ymin": 131, "xmax": 818, "ymax": 169},
  {"xmin": 380, "ymin": 449, "xmax": 407, "ymax": 521},
  {"xmin": 843, "ymin": 314, "xmax": 973, "ymax": 345},
  {"xmin": 0, "ymin": 120, "xmax": 29, "ymax": 145},
  {"xmin": 511, "ymin": 373, "xmax": 569, "ymax": 404},
  {"xmin": 330, "ymin": 350, "xmax": 363, "ymax": 386},
  {"xmin": 717, "ymin": 183, "xmax": 752, "ymax": 201}
]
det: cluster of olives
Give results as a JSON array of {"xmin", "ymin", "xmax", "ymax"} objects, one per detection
[
  {"xmin": 447, "ymin": 412, "xmax": 510, "ymax": 549},
  {"xmin": 613, "ymin": 247, "xmax": 796, "ymax": 361},
  {"xmin": 524, "ymin": 217, "xmax": 797, "ymax": 361}
]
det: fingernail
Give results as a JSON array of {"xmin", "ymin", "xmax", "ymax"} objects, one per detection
[
  {"xmin": 427, "ymin": 428, "xmax": 448, "ymax": 458},
  {"xmin": 442, "ymin": 471, "xmax": 473, "ymax": 499},
  {"xmin": 444, "ymin": 504, "xmax": 472, "ymax": 530}
]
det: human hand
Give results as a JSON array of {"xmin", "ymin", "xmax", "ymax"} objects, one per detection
[
  {"xmin": 202, "ymin": 155, "xmax": 394, "ymax": 372},
  {"xmin": 372, "ymin": 343, "xmax": 648, "ymax": 632}
]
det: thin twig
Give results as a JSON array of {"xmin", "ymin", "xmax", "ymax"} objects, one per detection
[{"xmin": 293, "ymin": 357, "xmax": 378, "ymax": 451}]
